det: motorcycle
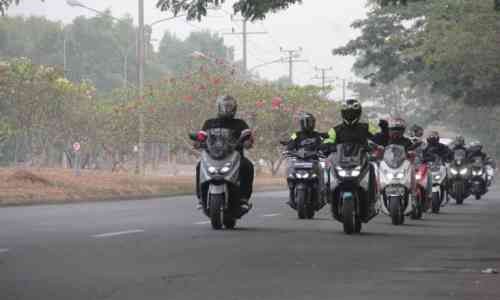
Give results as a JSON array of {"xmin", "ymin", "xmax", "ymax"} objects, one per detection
[
  {"xmin": 329, "ymin": 143, "xmax": 378, "ymax": 234},
  {"xmin": 379, "ymin": 145, "xmax": 416, "ymax": 225},
  {"xmin": 469, "ymin": 157, "xmax": 487, "ymax": 200},
  {"xmin": 447, "ymin": 149, "xmax": 470, "ymax": 205},
  {"xmin": 414, "ymin": 153, "xmax": 430, "ymax": 216},
  {"xmin": 190, "ymin": 128, "xmax": 252, "ymax": 230},
  {"xmin": 428, "ymin": 156, "xmax": 448, "ymax": 213},
  {"xmin": 284, "ymin": 148, "xmax": 328, "ymax": 219}
]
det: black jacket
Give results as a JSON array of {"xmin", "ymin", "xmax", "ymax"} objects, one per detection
[
  {"xmin": 201, "ymin": 118, "xmax": 250, "ymax": 154},
  {"xmin": 287, "ymin": 131, "xmax": 327, "ymax": 152},
  {"xmin": 423, "ymin": 142, "xmax": 453, "ymax": 163},
  {"xmin": 322, "ymin": 122, "xmax": 379, "ymax": 152}
]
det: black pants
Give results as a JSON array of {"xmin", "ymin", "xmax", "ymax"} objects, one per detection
[{"xmin": 196, "ymin": 157, "xmax": 254, "ymax": 200}]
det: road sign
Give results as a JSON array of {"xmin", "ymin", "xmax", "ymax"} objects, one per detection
[{"xmin": 73, "ymin": 142, "xmax": 81, "ymax": 152}]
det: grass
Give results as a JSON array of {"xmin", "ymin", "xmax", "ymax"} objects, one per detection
[{"xmin": 0, "ymin": 168, "xmax": 286, "ymax": 206}]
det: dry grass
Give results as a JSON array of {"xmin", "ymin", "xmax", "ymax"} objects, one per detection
[{"xmin": 0, "ymin": 168, "xmax": 285, "ymax": 206}]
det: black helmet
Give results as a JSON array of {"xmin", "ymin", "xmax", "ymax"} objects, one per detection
[
  {"xmin": 216, "ymin": 95, "xmax": 237, "ymax": 119},
  {"xmin": 379, "ymin": 119, "xmax": 389, "ymax": 131},
  {"xmin": 299, "ymin": 112, "xmax": 316, "ymax": 133},
  {"xmin": 454, "ymin": 136, "xmax": 465, "ymax": 147},
  {"xmin": 427, "ymin": 131, "xmax": 440, "ymax": 145},
  {"xmin": 388, "ymin": 118, "xmax": 406, "ymax": 140},
  {"xmin": 409, "ymin": 124, "xmax": 424, "ymax": 138},
  {"xmin": 341, "ymin": 99, "xmax": 362, "ymax": 126}
]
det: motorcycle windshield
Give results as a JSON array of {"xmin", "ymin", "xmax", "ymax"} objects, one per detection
[
  {"xmin": 383, "ymin": 145, "xmax": 406, "ymax": 169},
  {"xmin": 335, "ymin": 143, "xmax": 364, "ymax": 169},
  {"xmin": 206, "ymin": 128, "xmax": 237, "ymax": 159},
  {"xmin": 454, "ymin": 149, "xmax": 466, "ymax": 163}
]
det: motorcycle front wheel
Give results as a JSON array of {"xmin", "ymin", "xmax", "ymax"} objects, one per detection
[
  {"xmin": 431, "ymin": 192, "xmax": 441, "ymax": 214},
  {"xmin": 209, "ymin": 194, "xmax": 224, "ymax": 230},
  {"xmin": 296, "ymin": 188, "xmax": 315, "ymax": 219},
  {"xmin": 390, "ymin": 198, "xmax": 404, "ymax": 225},
  {"xmin": 342, "ymin": 195, "xmax": 361, "ymax": 234}
]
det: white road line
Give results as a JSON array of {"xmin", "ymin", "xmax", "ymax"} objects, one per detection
[
  {"xmin": 262, "ymin": 213, "xmax": 281, "ymax": 217},
  {"xmin": 194, "ymin": 221, "xmax": 211, "ymax": 225},
  {"xmin": 0, "ymin": 249, "xmax": 9, "ymax": 254},
  {"xmin": 92, "ymin": 229, "xmax": 144, "ymax": 238}
]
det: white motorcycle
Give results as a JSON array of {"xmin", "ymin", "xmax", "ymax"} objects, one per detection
[
  {"xmin": 379, "ymin": 145, "xmax": 415, "ymax": 225},
  {"xmin": 428, "ymin": 156, "xmax": 448, "ymax": 213}
]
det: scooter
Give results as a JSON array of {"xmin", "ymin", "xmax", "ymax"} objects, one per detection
[
  {"xmin": 379, "ymin": 145, "xmax": 416, "ymax": 225},
  {"xmin": 469, "ymin": 157, "xmax": 487, "ymax": 200},
  {"xmin": 428, "ymin": 156, "xmax": 448, "ymax": 214},
  {"xmin": 329, "ymin": 143, "xmax": 378, "ymax": 234},
  {"xmin": 447, "ymin": 149, "xmax": 470, "ymax": 205},
  {"xmin": 190, "ymin": 128, "xmax": 252, "ymax": 230},
  {"xmin": 284, "ymin": 148, "xmax": 327, "ymax": 219}
]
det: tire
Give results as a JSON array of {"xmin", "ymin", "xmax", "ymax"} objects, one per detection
[
  {"xmin": 209, "ymin": 194, "xmax": 224, "ymax": 230},
  {"xmin": 455, "ymin": 183, "xmax": 464, "ymax": 205},
  {"xmin": 390, "ymin": 197, "xmax": 404, "ymax": 225},
  {"xmin": 431, "ymin": 192, "xmax": 441, "ymax": 214},
  {"xmin": 223, "ymin": 214, "xmax": 236, "ymax": 229},
  {"xmin": 342, "ymin": 195, "xmax": 356, "ymax": 235},
  {"xmin": 411, "ymin": 192, "xmax": 423, "ymax": 220},
  {"xmin": 296, "ymin": 188, "xmax": 307, "ymax": 219},
  {"xmin": 354, "ymin": 218, "xmax": 362, "ymax": 233}
]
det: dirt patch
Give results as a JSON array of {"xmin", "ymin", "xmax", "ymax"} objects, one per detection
[{"xmin": 0, "ymin": 168, "xmax": 285, "ymax": 206}]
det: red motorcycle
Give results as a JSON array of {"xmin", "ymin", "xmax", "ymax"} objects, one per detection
[{"xmin": 414, "ymin": 162, "xmax": 430, "ymax": 217}]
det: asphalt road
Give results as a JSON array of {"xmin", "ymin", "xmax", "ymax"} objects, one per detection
[{"xmin": 1, "ymin": 188, "xmax": 499, "ymax": 300}]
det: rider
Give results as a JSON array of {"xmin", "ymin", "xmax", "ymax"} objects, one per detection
[
  {"xmin": 387, "ymin": 118, "xmax": 415, "ymax": 151},
  {"xmin": 322, "ymin": 99, "xmax": 380, "ymax": 215},
  {"xmin": 373, "ymin": 119, "xmax": 390, "ymax": 147},
  {"xmin": 285, "ymin": 112, "xmax": 326, "ymax": 207},
  {"xmin": 450, "ymin": 136, "xmax": 467, "ymax": 152},
  {"xmin": 195, "ymin": 95, "xmax": 254, "ymax": 210},
  {"xmin": 423, "ymin": 131, "xmax": 453, "ymax": 163},
  {"xmin": 467, "ymin": 141, "xmax": 490, "ymax": 162},
  {"xmin": 286, "ymin": 112, "xmax": 326, "ymax": 152}
]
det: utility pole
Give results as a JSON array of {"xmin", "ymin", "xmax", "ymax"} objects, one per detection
[
  {"xmin": 313, "ymin": 66, "xmax": 333, "ymax": 90},
  {"xmin": 280, "ymin": 47, "xmax": 307, "ymax": 84},
  {"xmin": 223, "ymin": 16, "xmax": 267, "ymax": 75},
  {"xmin": 137, "ymin": 0, "xmax": 145, "ymax": 175},
  {"xmin": 342, "ymin": 78, "xmax": 346, "ymax": 101}
]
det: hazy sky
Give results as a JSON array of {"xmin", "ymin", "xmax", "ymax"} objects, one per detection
[{"xmin": 9, "ymin": 0, "xmax": 368, "ymax": 97}]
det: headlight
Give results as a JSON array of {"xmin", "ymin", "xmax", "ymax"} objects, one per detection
[
  {"xmin": 450, "ymin": 168, "xmax": 458, "ymax": 175},
  {"xmin": 386, "ymin": 172, "xmax": 394, "ymax": 180},
  {"xmin": 208, "ymin": 166, "xmax": 217, "ymax": 175},
  {"xmin": 434, "ymin": 175, "xmax": 441, "ymax": 180},
  {"xmin": 415, "ymin": 173, "xmax": 422, "ymax": 181},
  {"xmin": 220, "ymin": 162, "xmax": 232, "ymax": 174},
  {"xmin": 288, "ymin": 173, "xmax": 295, "ymax": 178},
  {"xmin": 351, "ymin": 170, "xmax": 360, "ymax": 177},
  {"xmin": 459, "ymin": 168, "xmax": 468, "ymax": 175},
  {"xmin": 395, "ymin": 172, "xmax": 405, "ymax": 179},
  {"xmin": 338, "ymin": 170, "xmax": 348, "ymax": 177}
]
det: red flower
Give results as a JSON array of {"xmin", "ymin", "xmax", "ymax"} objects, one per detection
[
  {"xmin": 212, "ymin": 77, "xmax": 223, "ymax": 86},
  {"xmin": 183, "ymin": 95, "xmax": 194, "ymax": 102},
  {"xmin": 271, "ymin": 96, "xmax": 283, "ymax": 109},
  {"xmin": 255, "ymin": 100, "xmax": 265, "ymax": 109}
]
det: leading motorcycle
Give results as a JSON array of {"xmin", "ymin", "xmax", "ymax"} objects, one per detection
[
  {"xmin": 329, "ymin": 143, "xmax": 378, "ymax": 234},
  {"xmin": 190, "ymin": 128, "xmax": 252, "ymax": 230}
]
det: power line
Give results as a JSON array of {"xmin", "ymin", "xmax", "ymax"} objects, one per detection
[
  {"xmin": 222, "ymin": 16, "xmax": 267, "ymax": 75},
  {"xmin": 312, "ymin": 66, "xmax": 334, "ymax": 90},
  {"xmin": 280, "ymin": 47, "xmax": 307, "ymax": 84}
]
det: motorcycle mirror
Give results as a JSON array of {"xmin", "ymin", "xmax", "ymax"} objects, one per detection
[{"xmin": 188, "ymin": 132, "xmax": 198, "ymax": 141}]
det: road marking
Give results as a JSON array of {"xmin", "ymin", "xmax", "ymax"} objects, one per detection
[
  {"xmin": 92, "ymin": 229, "xmax": 144, "ymax": 238},
  {"xmin": 194, "ymin": 221, "xmax": 211, "ymax": 225},
  {"xmin": 262, "ymin": 213, "xmax": 281, "ymax": 217},
  {"xmin": 0, "ymin": 249, "xmax": 9, "ymax": 254}
]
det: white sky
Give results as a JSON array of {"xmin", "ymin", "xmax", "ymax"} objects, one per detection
[{"xmin": 9, "ymin": 0, "xmax": 368, "ymax": 98}]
